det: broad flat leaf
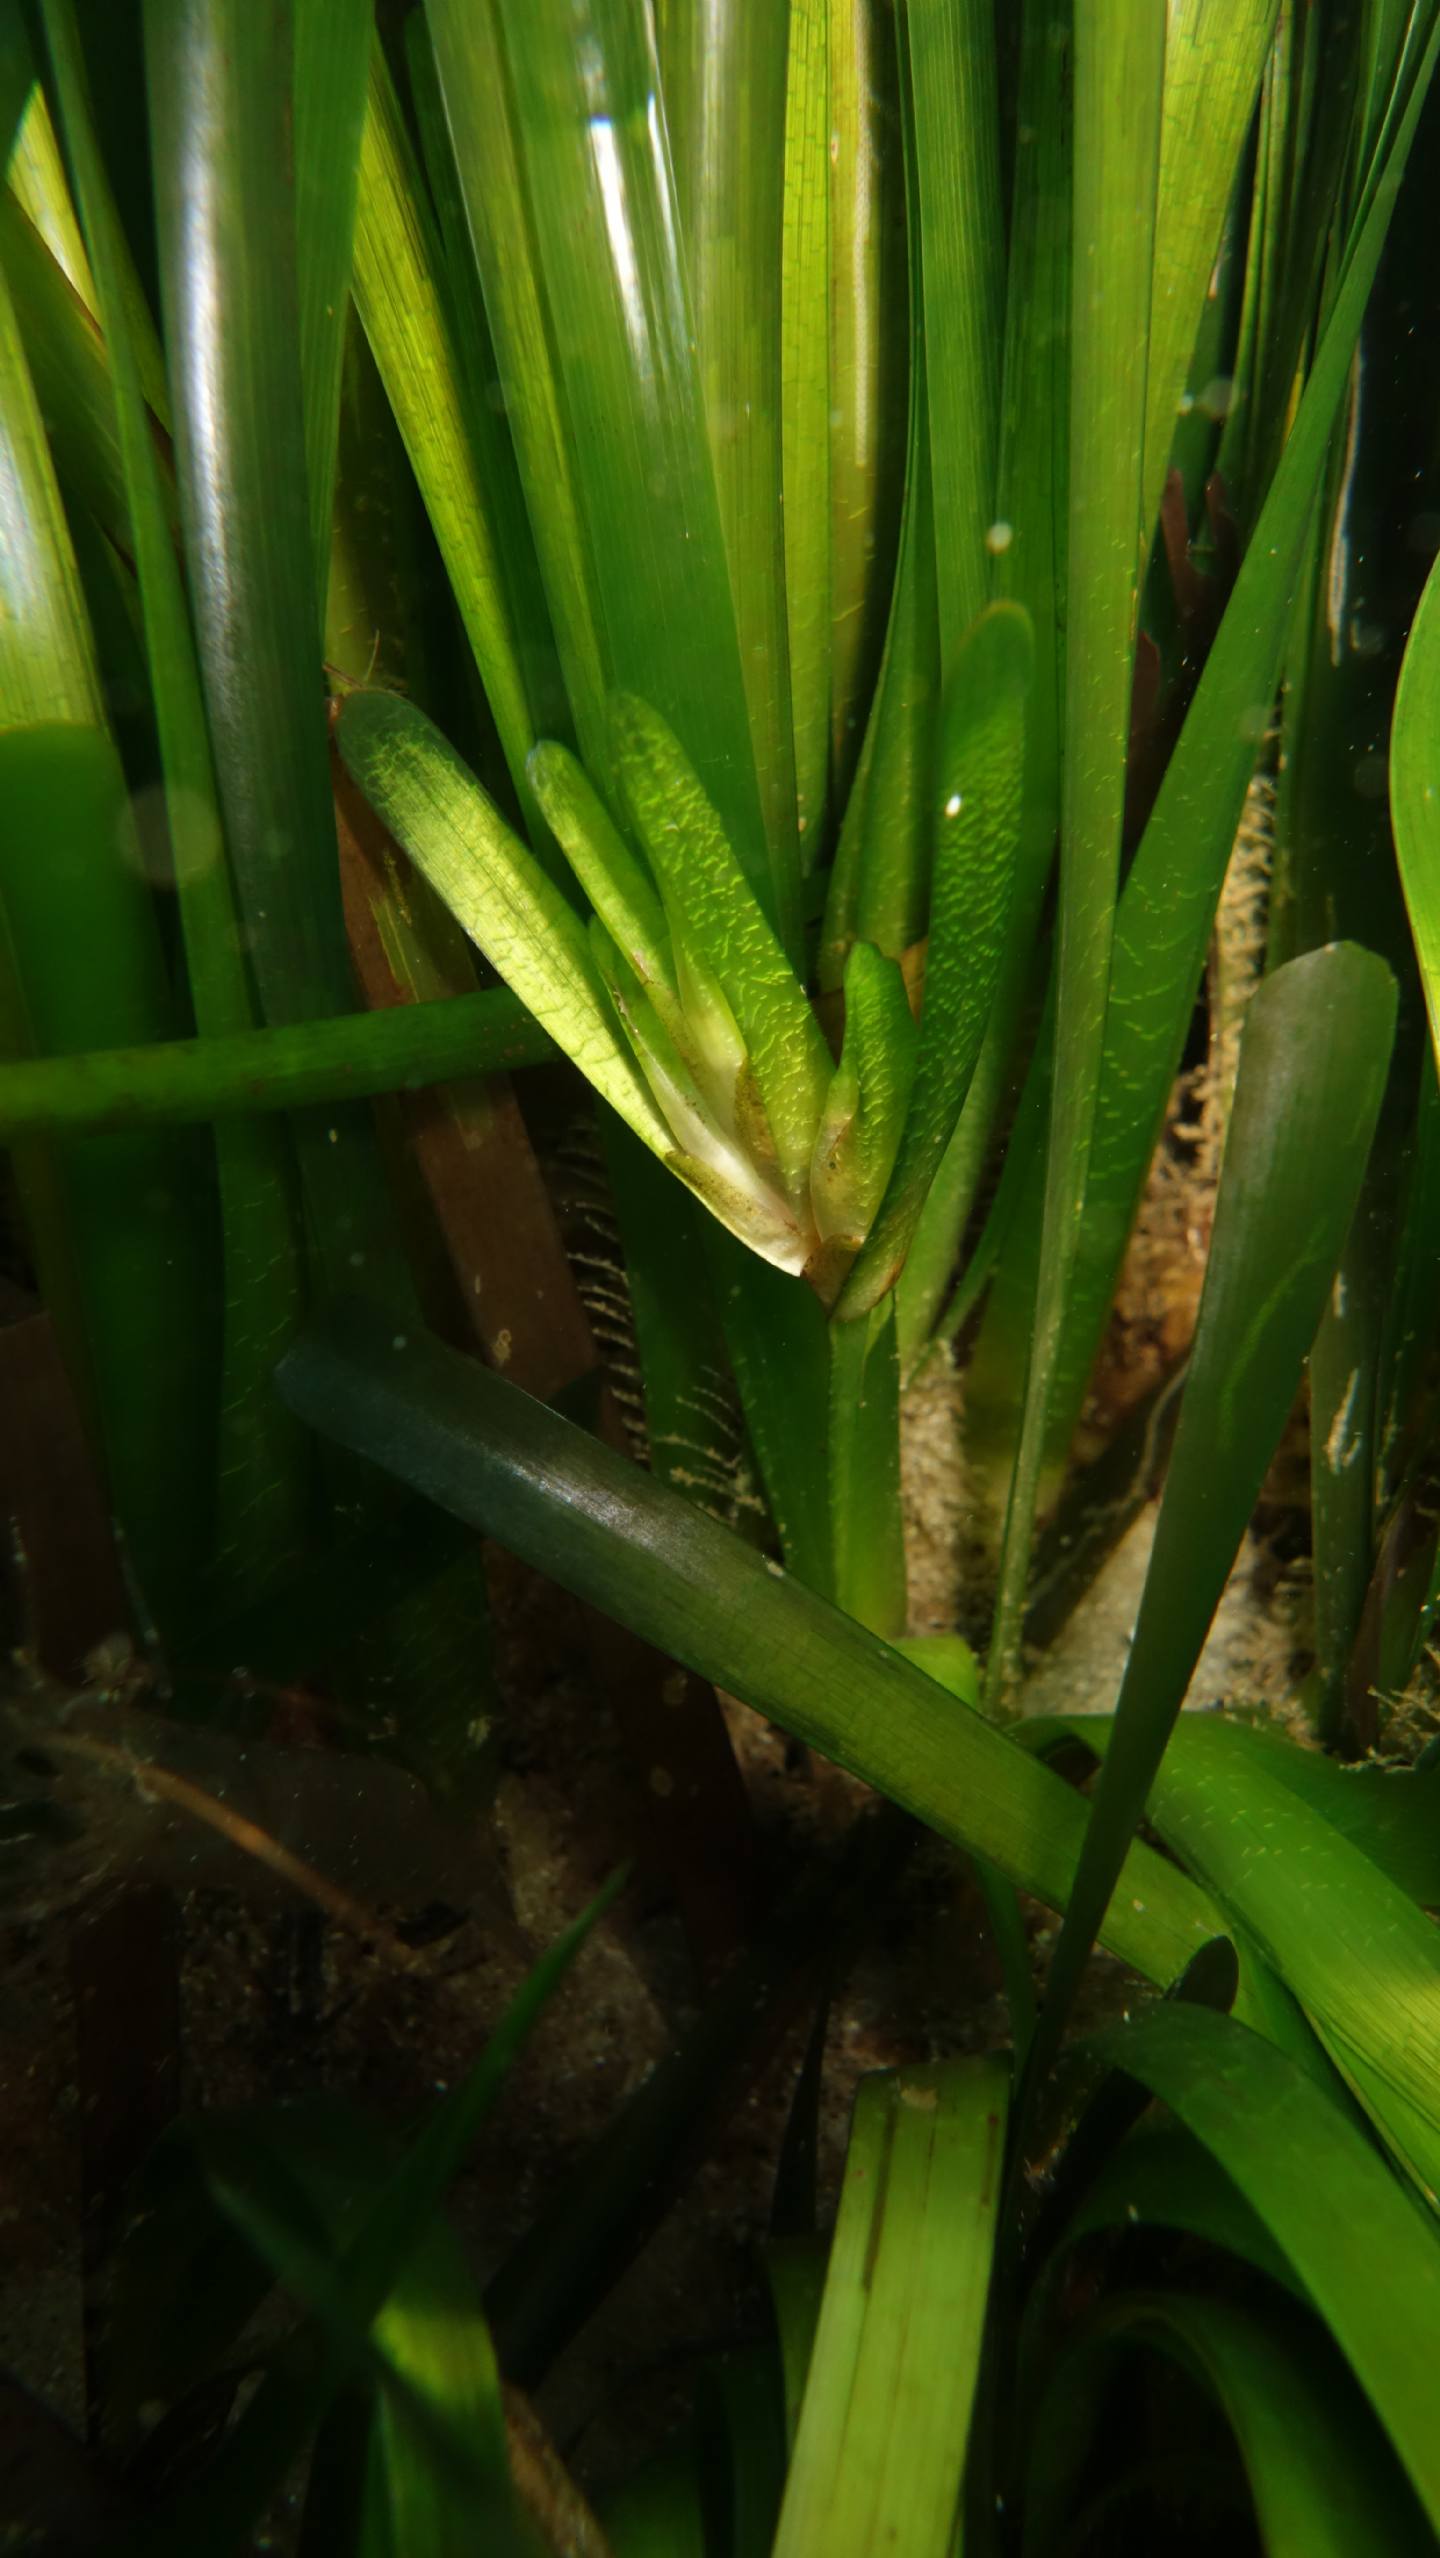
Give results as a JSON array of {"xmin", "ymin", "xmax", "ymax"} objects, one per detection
[
  {"xmin": 423, "ymin": 0, "xmax": 608, "ymax": 767},
  {"xmin": 908, "ymin": 0, "xmax": 1003, "ymax": 672},
  {"xmin": 1057, "ymin": 1748, "xmax": 1440, "ymax": 2232},
  {"xmin": 891, "ymin": 1634, "xmax": 980, "ymax": 1706},
  {"xmin": 275, "ymin": 1298, "xmax": 1249, "ymax": 1999},
  {"xmin": 146, "ymin": 0, "xmax": 402, "ymax": 1300},
  {"xmin": 1143, "ymin": 0, "xmax": 1283, "ymax": 541},
  {"xmin": 839, "ymin": 601, "xmax": 1032, "ymax": 1315},
  {"xmin": 810, "ymin": 940, "xmax": 917, "ymax": 1249},
  {"xmin": 10, "ymin": 40, "xmax": 167, "ymax": 418},
  {"xmin": 0, "ymin": 726, "xmax": 212, "ymax": 1614},
  {"xmin": 401, "ymin": 10, "xmax": 568, "ymax": 755},
  {"xmin": 0, "ymin": 191, "xmax": 137, "ymax": 566},
  {"xmin": 888, "ymin": 0, "xmax": 1072, "ymax": 1362},
  {"xmin": 145, "ymin": 0, "xmax": 349, "ymax": 1028},
  {"xmin": 351, "ymin": 45, "xmax": 539, "ymax": 826},
  {"xmin": 591, "ymin": 924, "xmax": 724, "ymax": 1151},
  {"xmin": 824, "ymin": 0, "xmax": 905, "ymax": 800},
  {"xmin": 988, "ymin": 0, "xmax": 1166, "ymax": 1691},
  {"xmin": 1035, "ymin": 10, "xmax": 1440, "ymax": 1465},
  {"xmin": 1167, "ymin": 1714, "xmax": 1440, "ymax": 1910},
  {"xmin": 1052, "ymin": 2114, "xmax": 1297, "ymax": 2297},
  {"xmin": 832, "ymin": 343, "xmax": 941, "ymax": 979},
  {"xmin": 360, "ymin": 2253, "xmax": 519, "ymax": 2558},
  {"xmin": 1141, "ymin": 1716, "xmax": 1440, "ymax": 2198},
  {"xmin": 991, "ymin": 0, "xmax": 1069, "ymax": 875},
  {"xmin": 1086, "ymin": 2004, "xmax": 1440, "ymax": 2536},
  {"xmin": 482, "ymin": 0, "xmax": 778, "ymax": 936},
  {"xmin": 1029, "ymin": 943, "xmax": 1395, "ymax": 2083},
  {"xmin": 610, "ymin": 693, "xmax": 832, "ymax": 1203},
  {"xmin": 527, "ymin": 739, "xmax": 676, "ymax": 999},
  {"xmin": 7, "ymin": 68, "xmax": 92, "ymax": 298},
  {"xmin": 779, "ymin": 0, "xmax": 831, "ymax": 853},
  {"xmin": 822, "ymin": 28, "xmax": 933, "ymax": 987},
  {"xmin": 43, "ymin": 0, "xmax": 305, "ymax": 1600},
  {"xmin": 664, "ymin": 916, "xmax": 752, "ymax": 1132},
  {"xmin": 0, "ymin": 238, "xmax": 99, "ymax": 726},
  {"xmin": 1392, "ymin": 547, "xmax": 1440, "ymax": 1078},
  {"xmin": 774, "ymin": 2059, "xmax": 1008, "ymax": 2558},
  {"xmin": 1026, "ymin": 2288, "xmax": 1430, "ymax": 2558},
  {"xmin": 35, "ymin": 1, "xmax": 247, "ymax": 1028},
  {"xmin": 590, "ymin": 923, "xmax": 800, "ymax": 1266},
  {"xmin": 336, "ymin": 689, "xmax": 669, "ymax": 1156},
  {"xmin": 658, "ymin": 0, "xmax": 799, "ymax": 923}
]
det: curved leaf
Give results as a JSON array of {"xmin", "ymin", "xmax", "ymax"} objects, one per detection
[
  {"xmin": 1029, "ymin": 943, "xmax": 1394, "ymax": 2087},
  {"xmin": 1027, "ymin": 2288, "xmax": 1429, "ymax": 2558},
  {"xmin": 336, "ymin": 689, "xmax": 669, "ymax": 1155},
  {"xmin": 528, "ymin": 738, "xmax": 676, "ymax": 998},
  {"xmin": 1086, "ymin": 2004, "xmax": 1440, "ymax": 2536},
  {"xmin": 810, "ymin": 940, "xmax": 917, "ymax": 1249},
  {"xmin": 1392, "ymin": 546, "xmax": 1440, "ymax": 1079},
  {"xmin": 611, "ymin": 693, "xmax": 832, "ymax": 1202},
  {"xmin": 275, "ymin": 1297, "xmax": 1250, "ymax": 1999}
]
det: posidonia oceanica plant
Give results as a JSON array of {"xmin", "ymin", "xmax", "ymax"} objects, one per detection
[{"xmin": 6, "ymin": 1, "xmax": 1440, "ymax": 2550}]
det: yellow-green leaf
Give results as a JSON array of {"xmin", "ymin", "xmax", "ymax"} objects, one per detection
[{"xmin": 336, "ymin": 689, "xmax": 669, "ymax": 1156}]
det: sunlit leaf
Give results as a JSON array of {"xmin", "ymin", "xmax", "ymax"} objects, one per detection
[
  {"xmin": 610, "ymin": 693, "xmax": 832, "ymax": 1204},
  {"xmin": 336, "ymin": 688, "xmax": 669, "ymax": 1155},
  {"xmin": 351, "ymin": 43, "xmax": 541, "ymax": 825},
  {"xmin": 774, "ymin": 2059, "xmax": 1008, "ymax": 2558},
  {"xmin": 810, "ymin": 940, "xmax": 917, "ymax": 1250},
  {"xmin": 1392, "ymin": 546, "xmax": 1440, "ymax": 1081}
]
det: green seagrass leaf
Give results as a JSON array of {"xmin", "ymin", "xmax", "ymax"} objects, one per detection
[
  {"xmin": 774, "ymin": 2058, "xmax": 1009, "ymax": 2558},
  {"xmin": 610, "ymin": 692, "xmax": 833, "ymax": 1205},
  {"xmin": 336, "ymin": 689, "xmax": 670, "ymax": 1157},
  {"xmin": 838, "ymin": 600, "xmax": 1032, "ymax": 1316},
  {"xmin": 527, "ymin": 739, "xmax": 676, "ymax": 998},
  {"xmin": 810, "ymin": 940, "xmax": 917, "ymax": 1250}
]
